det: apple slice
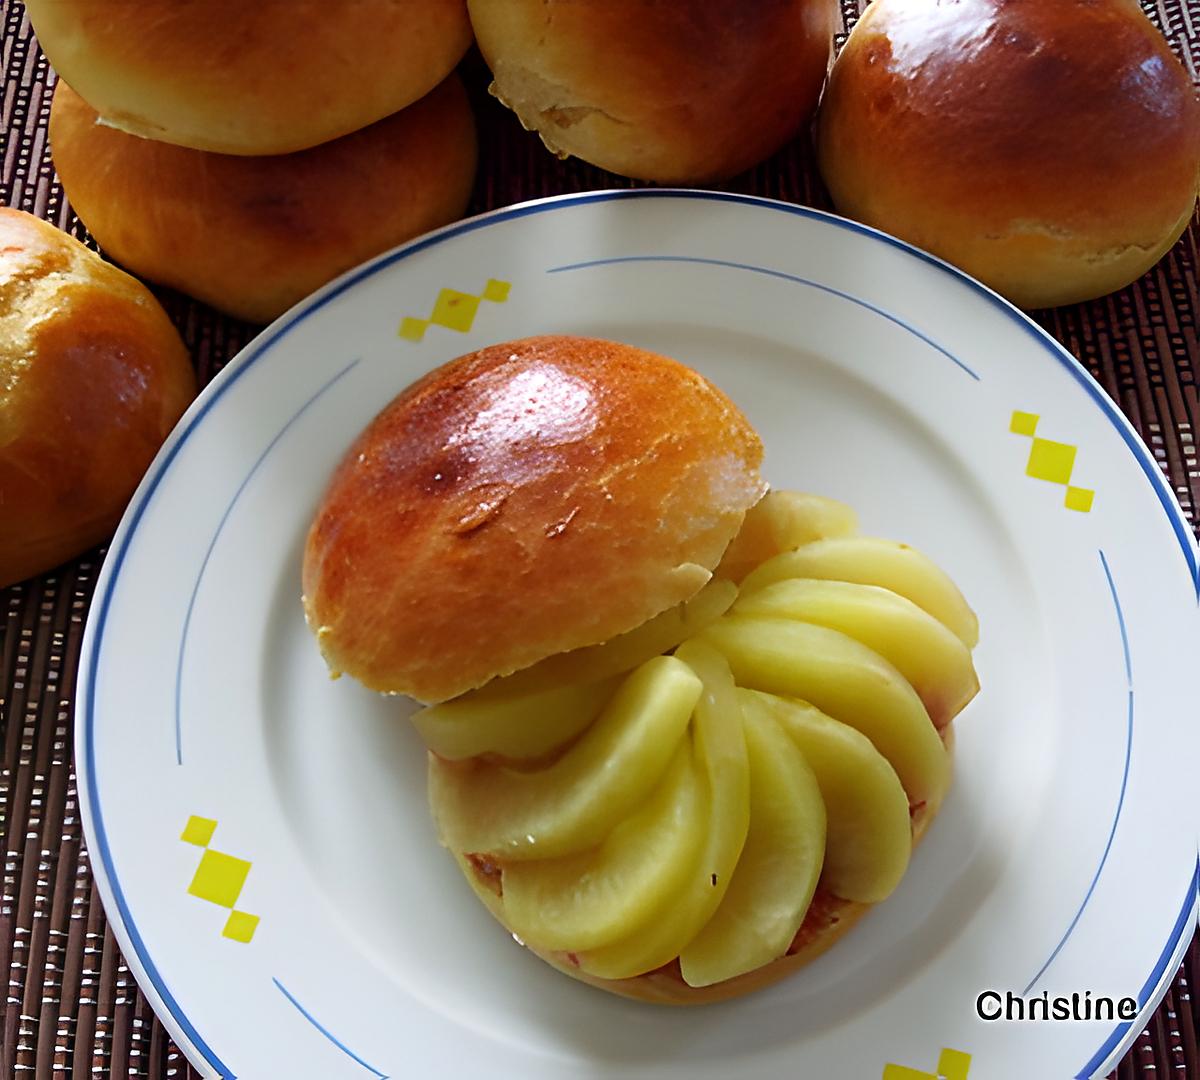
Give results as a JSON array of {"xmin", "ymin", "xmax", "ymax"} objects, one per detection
[
  {"xmin": 739, "ymin": 538, "xmax": 979, "ymax": 648},
  {"xmin": 463, "ymin": 578, "xmax": 738, "ymax": 701},
  {"xmin": 746, "ymin": 690, "xmax": 911, "ymax": 903},
  {"xmin": 734, "ymin": 579, "xmax": 979, "ymax": 727},
  {"xmin": 579, "ymin": 640, "xmax": 750, "ymax": 980},
  {"xmin": 412, "ymin": 676, "xmax": 621, "ymax": 761},
  {"xmin": 499, "ymin": 742, "xmax": 704, "ymax": 951},
  {"xmin": 700, "ymin": 616, "xmax": 949, "ymax": 810},
  {"xmin": 428, "ymin": 656, "xmax": 700, "ymax": 860},
  {"xmin": 716, "ymin": 491, "xmax": 858, "ymax": 582},
  {"xmin": 678, "ymin": 702, "xmax": 825, "ymax": 986}
]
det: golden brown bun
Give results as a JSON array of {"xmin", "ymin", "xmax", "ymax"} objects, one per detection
[
  {"xmin": 50, "ymin": 77, "xmax": 478, "ymax": 325},
  {"xmin": 303, "ymin": 336, "xmax": 766, "ymax": 703},
  {"xmin": 26, "ymin": 0, "xmax": 472, "ymax": 155},
  {"xmin": 477, "ymin": 798, "xmax": 939, "ymax": 1004},
  {"xmin": 817, "ymin": 0, "xmax": 1200, "ymax": 309},
  {"xmin": 468, "ymin": 0, "xmax": 839, "ymax": 182},
  {"xmin": 0, "ymin": 209, "xmax": 196, "ymax": 587}
]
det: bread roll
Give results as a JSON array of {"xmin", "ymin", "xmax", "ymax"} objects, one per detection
[
  {"xmin": 302, "ymin": 336, "xmax": 766, "ymax": 703},
  {"xmin": 0, "ymin": 210, "xmax": 195, "ymax": 587},
  {"xmin": 50, "ymin": 76, "xmax": 478, "ymax": 325},
  {"xmin": 468, "ymin": 0, "xmax": 839, "ymax": 182},
  {"xmin": 817, "ymin": 0, "xmax": 1200, "ymax": 309},
  {"xmin": 26, "ymin": 0, "xmax": 472, "ymax": 155}
]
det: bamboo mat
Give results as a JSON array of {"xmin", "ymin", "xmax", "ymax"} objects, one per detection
[{"xmin": 1, "ymin": 0, "xmax": 1197, "ymax": 1076}]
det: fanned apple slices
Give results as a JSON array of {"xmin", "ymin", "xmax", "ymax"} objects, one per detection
[{"xmin": 424, "ymin": 491, "xmax": 979, "ymax": 991}]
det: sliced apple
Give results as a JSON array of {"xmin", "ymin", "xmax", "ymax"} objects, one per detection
[
  {"xmin": 412, "ymin": 676, "xmax": 621, "ymax": 761},
  {"xmin": 428, "ymin": 656, "xmax": 700, "ymax": 860},
  {"xmin": 717, "ymin": 491, "xmax": 859, "ymax": 582},
  {"xmin": 746, "ymin": 690, "xmax": 911, "ymax": 903},
  {"xmin": 739, "ymin": 538, "xmax": 979, "ymax": 648},
  {"xmin": 499, "ymin": 742, "xmax": 704, "ymax": 951},
  {"xmin": 700, "ymin": 616, "xmax": 949, "ymax": 810},
  {"xmin": 462, "ymin": 578, "xmax": 738, "ymax": 701},
  {"xmin": 734, "ymin": 579, "xmax": 979, "ymax": 727},
  {"xmin": 579, "ymin": 641, "xmax": 750, "ymax": 980},
  {"xmin": 678, "ymin": 703, "xmax": 825, "ymax": 986}
]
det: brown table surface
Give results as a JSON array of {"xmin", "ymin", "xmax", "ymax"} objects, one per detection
[{"xmin": 2, "ymin": 1, "xmax": 1198, "ymax": 1077}]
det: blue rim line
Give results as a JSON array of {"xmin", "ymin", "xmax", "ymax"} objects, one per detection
[
  {"xmin": 172, "ymin": 357, "xmax": 361, "ymax": 765},
  {"xmin": 273, "ymin": 978, "xmax": 389, "ymax": 1079},
  {"xmin": 547, "ymin": 255, "xmax": 982, "ymax": 380},
  {"xmin": 1022, "ymin": 550, "xmax": 1136, "ymax": 995},
  {"xmin": 1076, "ymin": 859, "xmax": 1200, "ymax": 1078},
  {"xmin": 78, "ymin": 189, "xmax": 1200, "ymax": 1078}
]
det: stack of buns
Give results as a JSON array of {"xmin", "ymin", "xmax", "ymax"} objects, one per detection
[{"xmin": 32, "ymin": 0, "xmax": 479, "ymax": 323}]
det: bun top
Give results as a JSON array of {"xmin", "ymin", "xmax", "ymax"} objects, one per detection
[
  {"xmin": 302, "ymin": 336, "xmax": 766, "ymax": 703},
  {"xmin": 817, "ymin": 0, "xmax": 1200, "ymax": 308},
  {"xmin": 24, "ymin": 0, "xmax": 471, "ymax": 154}
]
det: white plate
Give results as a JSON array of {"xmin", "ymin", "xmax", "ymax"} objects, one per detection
[{"xmin": 78, "ymin": 191, "xmax": 1199, "ymax": 1080}]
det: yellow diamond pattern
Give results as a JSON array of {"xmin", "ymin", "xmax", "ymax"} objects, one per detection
[
  {"xmin": 180, "ymin": 815, "xmax": 217, "ymax": 847},
  {"xmin": 1010, "ymin": 410, "xmax": 1094, "ymax": 513},
  {"xmin": 181, "ymin": 817, "xmax": 259, "ymax": 944},
  {"xmin": 883, "ymin": 1047, "xmax": 972, "ymax": 1080},
  {"xmin": 399, "ymin": 278, "xmax": 512, "ymax": 342},
  {"xmin": 222, "ymin": 910, "xmax": 260, "ymax": 944}
]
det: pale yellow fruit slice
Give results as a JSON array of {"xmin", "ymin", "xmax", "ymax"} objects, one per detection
[
  {"xmin": 700, "ymin": 616, "xmax": 949, "ymax": 809},
  {"xmin": 717, "ymin": 491, "xmax": 858, "ymax": 582},
  {"xmin": 428, "ymin": 656, "xmax": 701, "ymax": 860},
  {"xmin": 734, "ymin": 579, "xmax": 979, "ymax": 727},
  {"xmin": 745, "ymin": 690, "xmax": 911, "ymax": 903},
  {"xmin": 499, "ymin": 742, "xmax": 704, "ymax": 951},
  {"xmin": 413, "ymin": 676, "xmax": 621, "ymax": 761},
  {"xmin": 678, "ymin": 703, "xmax": 825, "ymax": 987},
  {"xmin": 464, "ymin": 578, "xmax": 738, "ymax": 700},
  {"xmin": 740, "ymin": 538, "xmax": 979, "ymax": 648},
  {"xmin": 579, "ymin": 641, "xmax": 750, "ymax": 980}
]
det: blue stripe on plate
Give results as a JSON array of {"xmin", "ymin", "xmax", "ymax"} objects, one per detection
[
  {"xmin": 273, "ymin": 978, "xmax": 388, "ymax": 1079},
  {"xmin": 1022, "ymin": 551, "xmax": 1135, "ymax": 995},
  {"xmin": 80, "ymin": 189, "xmax": 1199, "ymax": 1077},
  {"xmin": 545, "ymin": 254, "xmax": 981, "ymax": 380},
  {"xmin": 172, "ymin": 357, "xmax": 361, "ymax": 765},
  {"xmin": 1075, "ymin": 860, "xmax": 1200, "ymax": 1078}
]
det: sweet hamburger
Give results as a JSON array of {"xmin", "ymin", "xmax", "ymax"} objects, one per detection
[{"xmin": 302, "ymin": 335, "xmax": 979, "ymax": 1002}]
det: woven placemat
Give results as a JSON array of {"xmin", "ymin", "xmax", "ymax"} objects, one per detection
[{"xmin": 2, "ymin": 1, "xmax": 1197, "ymax": 1076}]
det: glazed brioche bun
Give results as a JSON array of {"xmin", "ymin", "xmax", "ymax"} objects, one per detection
[
  {"xmin": 302, "ymin": 336, "xmax": 766, "ymax": 704},
  {"xmin": 25, "ymin": 0, "xmax": 472, "ymax": 156},
  {"xmin": 0, "ymin": 209, "xmax": 195, "ymax": 587},
  {"xmin": 468, "ymin": 0, "xmax": 839, "ymax": 182},
  {"xmin": 49, "ymin": 76, "xmax": 478, "ymax": 324},
  {"xmin": 817, "ymin": 0, "xmax": 1200, "ymax": 309},
  {"xmin": 469, "ymin": 802, "xmax": 939, "ymax": 1004}
]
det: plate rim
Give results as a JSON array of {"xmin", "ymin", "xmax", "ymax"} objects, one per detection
[{"xmin": 75, "ymin": 188, "xmax": 1200, "ymax": 1080}]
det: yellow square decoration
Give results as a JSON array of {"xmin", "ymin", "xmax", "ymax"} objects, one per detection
[
  {"xmin": 938, "ymin": 1047, "xmax": 972, "ymax": 1080},
  {"xmin": 1065, "ymin": 486, "xmax": 1095, "ymax": 513},
  {"xmin": 222, "ymin": 910, "xmax": 260, "ymax": 944},
  {"xmin": 179, "ymin": 815, "xmax": 217, "ymax": 848},
  {"xmin": 398, "ymin": 317, "xmax": 428, "ymax": 342},
  {"xmin": 1009, "ymin": 410, "xmax": 1039, "ymax": 436},
  {"xmin": 1026, "ymin": 438, "xmax": 1076, "ymax": 485},
  {"xmin": 430, "ymin": 289, "xmax": 480, "ymax": 333},
  {"xmin": 482, "ymin": 278, "xmax": 511, "ymax": 303},
  {"xmin": 188, "ymin": 849, "xmax": 251, "ymax": 909}
]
